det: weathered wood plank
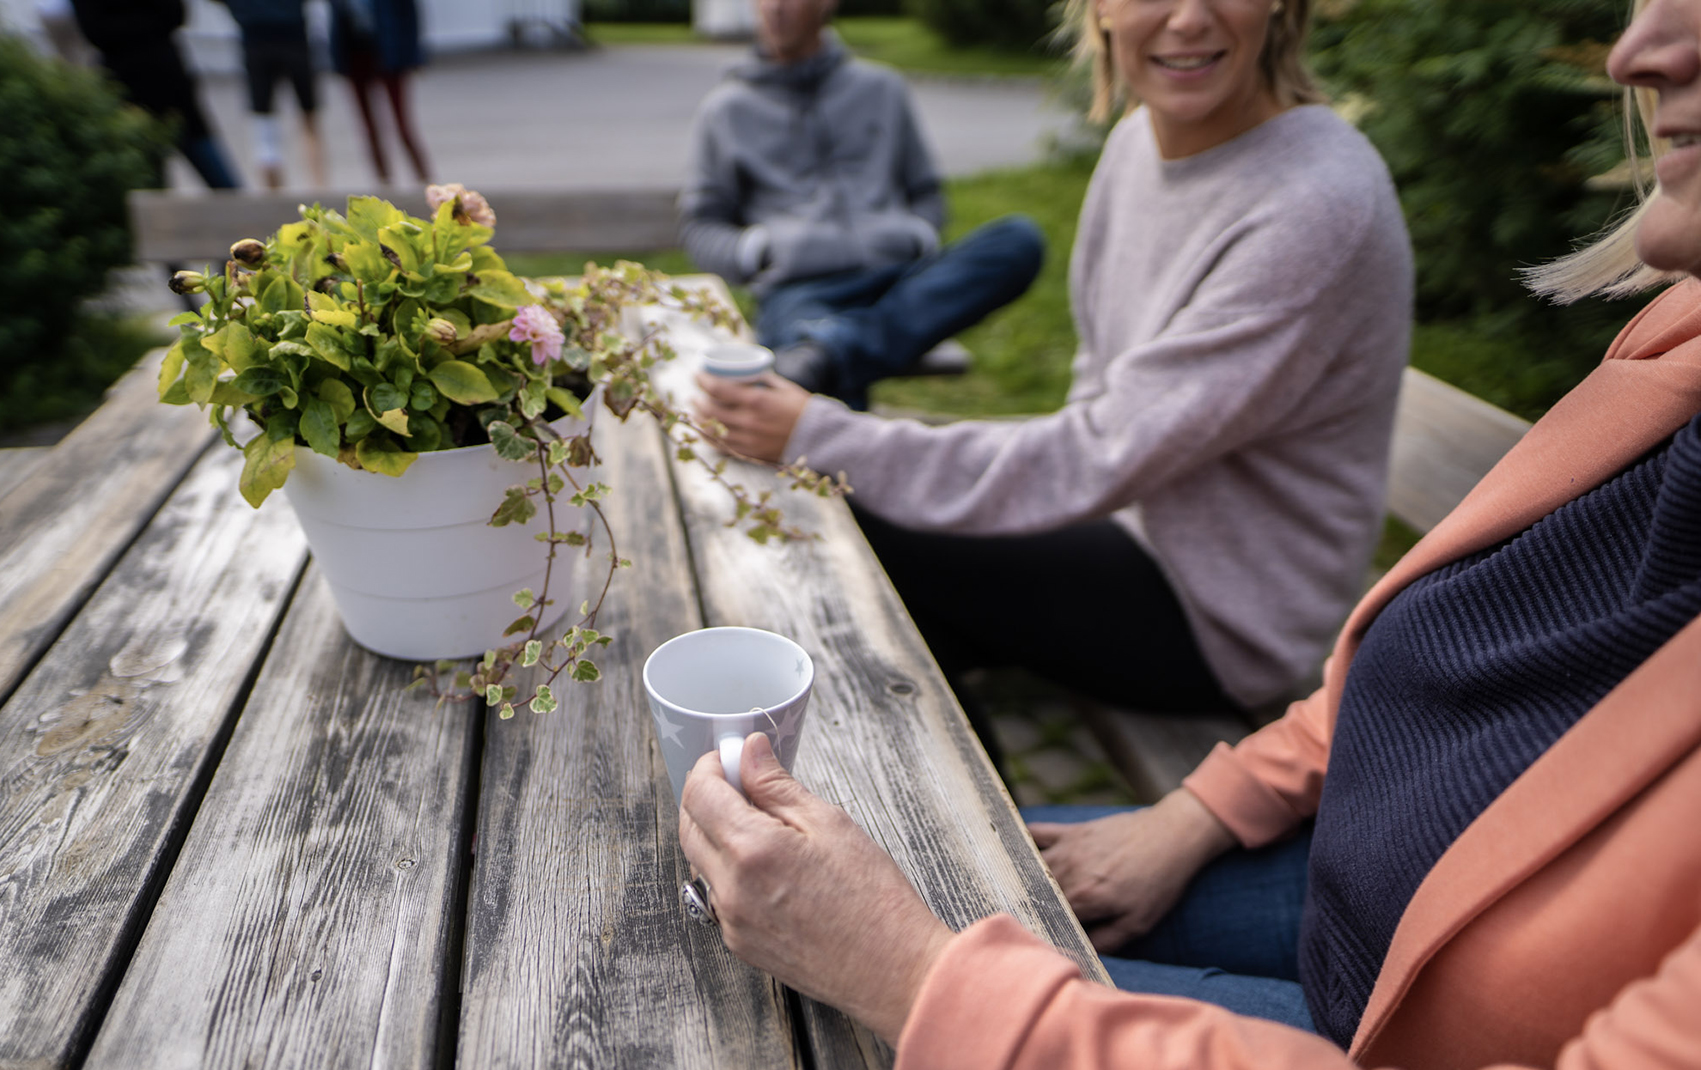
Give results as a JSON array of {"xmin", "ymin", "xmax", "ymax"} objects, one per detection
[
  {"xmin": 1388, "ymin": 367, "xmax": 1531, "ymax": 535},
  {"xmin": 0, "ymin": 447, "xmax": 46, "ymax": 502},
  {"xmin": 129, "ymin": 188, "xmax": 682, "ymax": 263},
  {"xmin": 0, "ymin": 446, "xmax": 307, "ymax": 1070},
  {"xmin": 459, "ymin": 412, "xmax": 802, "ymax": 1068},
  {"xmin": 0, "ymin": 351, "xmax": 216, "ymax": 706},
  {"xmin": 665, "ymin": 411, "xmax": 1109, "ymax": 1067},
  {"xmin": 85, "ymin": 568, "xmax": 478, "ymax": 1070}
]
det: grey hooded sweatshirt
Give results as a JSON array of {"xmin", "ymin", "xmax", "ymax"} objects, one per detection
[{"xmin": 678, "ymin": 32, "xmax": 945, "ymax": 296}]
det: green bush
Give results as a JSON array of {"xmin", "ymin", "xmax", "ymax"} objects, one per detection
[
  {"xmin": 1313, "ymin": 0, "xmax": 1647, "ymax": 392},
  {"xmin": 0, "ymin": 37, "xmax": 163, "ymax": 409},
  {"xmin": 904, "ymin": 0, "xmax": 1056, "ymax": 51}
]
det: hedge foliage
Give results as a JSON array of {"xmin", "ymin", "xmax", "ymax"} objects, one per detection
[
  {"xmin": 1312, "ymin": 0, "xmax": 1645, "ymax": 374},
  {"xmin": 0, "ymin": 37, "xmax": 163, "ymax": 385},
  {"xmin": 904, "ymin": 0, "xmax": 1056, "ymax": 51}
]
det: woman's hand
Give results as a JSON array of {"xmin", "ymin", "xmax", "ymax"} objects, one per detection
[
  {"xmin": 1028, "ymin": 788, "xmax": 1236, "ymax": 954},
  {"xmin": 693, "ymin": 373, "xmax": 812, "ymax": 463},
  {"xmin": 678, "ymin": 734, "xmax": 955, "ymax": 1044}
]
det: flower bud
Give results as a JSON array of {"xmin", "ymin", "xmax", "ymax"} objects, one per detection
[
  {"xmin": 169, "ymin": 270, "xmax": 206, "ymax": 295},
  {"xmin": 229, "ymin": 239, "xmax": 266, "ymax": 266},
  {"xmin": 424, "ymin": 318, "xmax": 458, "ymax": 346}
]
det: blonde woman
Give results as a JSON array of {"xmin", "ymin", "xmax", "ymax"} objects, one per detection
[
  {"xmin": 698, "ymin": 0, "xmax": 1413, "ymax": 748},
  {"xmin": 676, "ymin": 0, "xmax": 1701, "ymax": 1065}
]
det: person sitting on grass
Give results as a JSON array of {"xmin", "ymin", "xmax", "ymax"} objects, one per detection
[
  {"xmin": 696, "ymin": 0, "xmax": 1413, "ymax": 760},
  {"xmin": 677, "ymin": 0, "xmax": 1045, "ymax": 411},
  {"xmin": 675, "ymin": 0, "xmax": 1701, "ymax": 1065}
]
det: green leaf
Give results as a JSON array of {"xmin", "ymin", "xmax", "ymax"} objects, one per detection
[
  {"xmin": 518, "ymin": 379, "xmax": 548, "ymax": 420},
  {"xmin": 354, "ymin": 436, "xmax": 417, "ymax": 476},
  {"xmin": 167, "ymin": 310, "xmax": 201, "ymax": 328},
  {"xmin": 377, "ymin": 222, "xmax": 424, "ymax": 272},
  {"xmin": 485, "ymin": 684, "xmax": 504, "ymax": 705},
  {"xmin": 239, "ymin": 432, "xmax": 295, "ymax": 507},
  {"xmin": 223, "ymin": 321, "xmax": 260, "ymax": 372},
  {"xmin": 530, "ymin": 684, "xmax": 558, "ymax": 715},
  {"xmin": 233, "ymin": 367, "xmax": 288, "ymax": 397},
  {"xmin": 498, "ymin": 703, "xmax": 516, "ymax": 720},
  {"xmin": 544, "ymin": 387, "xmax": 585, "ymax": 420},
  {"xmin": 345, "ymin": 409, "xmax": 377, "ymax": 441},
  {"xmin": 521, "ymin": 640, "xmax": 542, "ymax": 667},
  {"xmin": 318, "ymin": 379, "xmax": 357, "ymax": 422},
  {"xmin": 570, "ymin": 659, "xmax": 601, "ymax": 683},
  {"xmin": 487, "ymin": 420, "xmax": 536, "ymax": 463},
  {"xmin": 409, "ymin": 380, "xmax": 438, "ymax": 411},
  {"xmin": 512, "ymin": 588, "xmax": 536, "ymax": 609},
  {"xmin": 490, "ymin": 485, "xmax": 537, "ymax": 527},
  {"xmin": 259, "ymin": 274, "xmax": 303, "ymax": 315},
  {"xmin": 426, "ymin": 360, "xmax": 499, "ymax": 405},
  {"xmin": 158, "ymin": 340, "xmax": 187, "ymax": 400},
  {"xmin": 503, "ymin": 615, "xmax": 536, "ymax": 636},
  {"xmin": 347, "ymin": 195, "xmax": 406, "ymax": 241},
  {"xmin": 371, "ymin": 381, "xmax": 409, "ymax": 413},
  {"xmin": 344, "ymin": 240, "xmax": 393, "ymax": 285},
  {"xmin": 306, "ymin": 322, "xmax": 353, "ymax": 371},
  {"xmin": 465, "ymin": 269, "xmax": 533, "ymax": 309},
  {"xmin": 300, "ymin": 398, "xmax": 340, "ymax": 458}
]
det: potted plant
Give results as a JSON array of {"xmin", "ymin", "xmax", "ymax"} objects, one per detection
[{"xmin": 159, "ymin": 184, "xmax": 841, "ymax": 717}]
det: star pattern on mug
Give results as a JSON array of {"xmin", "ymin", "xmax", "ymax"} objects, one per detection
[{"xmin": 654, "ymin": 711, "xmax": 686, "ymax": 749}]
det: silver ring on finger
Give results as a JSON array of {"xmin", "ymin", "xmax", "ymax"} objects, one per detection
[{"xmin": 681, "ymin": 875, "xmax": 719, "ymax": 928}]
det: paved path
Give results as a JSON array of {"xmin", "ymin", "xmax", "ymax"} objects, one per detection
[{"xmin": 166, "ymin": 43, "xmax": 1075, "ymax": 193}]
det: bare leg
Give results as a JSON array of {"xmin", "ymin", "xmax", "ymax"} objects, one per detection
[
  {"xmin": 300, "ymin": 110, "xmax": 328, "ymax": 187},
  {"xmin": 381, "ymin": 72, "xmax": 431, "ymax": 183},
  {"xmin": 346, "ymin": 72, "xmax": 389, "ymax": 184}
]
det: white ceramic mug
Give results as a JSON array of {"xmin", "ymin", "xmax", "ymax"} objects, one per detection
[
  {"xmin": 701, "ymin": 343, "xmax": 775, "ymax": 380},
  {"xmin": 643, "ymin": 626, "xmax": 814, "ymax": 804}
]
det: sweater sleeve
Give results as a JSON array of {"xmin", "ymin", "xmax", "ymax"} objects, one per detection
[
  {"xmin": 896, "ymin": 915, "xmax": 1701, "ymax": 1070},
  {"xmin": 678, "ymin": 97, "xmax": 756, "ymax": 284},
  {"xmin": 785, "ymin": 214, "xmax": 1370, "ymax": 535},
  {"xmin": 895, "ymin": 84, "xmax": 945, "ymax": 232}
]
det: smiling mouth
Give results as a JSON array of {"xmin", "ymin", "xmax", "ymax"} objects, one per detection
[
  {"xmin": 1672, "ymin": 133, "xmax": 1701, "ymax": 148},
  {"xmin": 1152, "ymin": 52, "xmax": 1225, "ymax": 71}
]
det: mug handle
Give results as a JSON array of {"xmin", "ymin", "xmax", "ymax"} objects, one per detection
[{"xmin": 718, "ymin": 732, "xmax": 746, "ymax": 796}]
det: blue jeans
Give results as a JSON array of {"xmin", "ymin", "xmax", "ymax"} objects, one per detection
[
  {"xmin": 1022, "ymin": 805, "xmax": 1316, "ymax": 1032},
  {"xmin": 755, "ymin": 215, "xmax": 1044, "ymax": 409}
]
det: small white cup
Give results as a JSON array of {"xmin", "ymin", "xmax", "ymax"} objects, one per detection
[
  {"xmin": 643, "ymin": 626, "xmax": 814, "ymax": 804},
  {"xmin": 702, "ymin": 343, "xmax": 775, "ymax": 380}
]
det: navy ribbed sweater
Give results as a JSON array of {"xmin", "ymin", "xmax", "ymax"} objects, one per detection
[{"xmin": 1298, "ymin": 413, "xmax": 1701, "ymax": 1047}]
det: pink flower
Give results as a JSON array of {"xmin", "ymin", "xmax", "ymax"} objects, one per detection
[
  {"xmin": 510, "ymin": 304, "xmax": 564, "ymax": 365},
  {"xmin": 424, "ymin": 182, "xmax": 497, "ymax": 227}
]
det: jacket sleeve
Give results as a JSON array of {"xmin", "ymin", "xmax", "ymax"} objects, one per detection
[
  {"xmin": 678, "ymin": 100, "xmax": 756, "ymax": 284},
  {"xmin": 895, "ymin": 915, "xmax": 1701, "ymax": 1070},
  {"xmin": 1180, "ymin": 652, "xmax": 1343, "ymax": 847},
  {"xmin": 783, "ymin": 209, "xmax": 1375, "ymax": 535}
]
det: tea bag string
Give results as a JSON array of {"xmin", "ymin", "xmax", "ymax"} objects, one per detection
[{"xmin": 751, "ymin": 706, "xmax": 780, "ymax": 733}]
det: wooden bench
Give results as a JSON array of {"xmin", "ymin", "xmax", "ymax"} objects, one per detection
[{"xmin": 1080, "ymin": 368, "xmax": 1535, "ymax": 802}]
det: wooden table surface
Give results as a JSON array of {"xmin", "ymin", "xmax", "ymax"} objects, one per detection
[{"xmin": 0, "ymin": 288, "xmax": 1105, "ymax": 1069}]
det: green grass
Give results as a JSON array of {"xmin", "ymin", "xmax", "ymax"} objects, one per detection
[
  {"xmin": 582, "ymin": 16, "xmax": 1065, "ymax": 78},
  {"xmin": 0, "ymin": 313, "xmax": 170, "ymax": 440}
]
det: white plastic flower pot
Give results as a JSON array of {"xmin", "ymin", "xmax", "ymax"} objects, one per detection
[{"xmin": 282, "ymin": 411, "xmax": 589, "ymax": 661}]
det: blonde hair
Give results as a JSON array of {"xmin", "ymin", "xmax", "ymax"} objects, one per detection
[
  {"xmin": 1068, "ymin": 0, "xmax": 1328, "ymax": 125},
  {"xmin": 1524, "ymin": 0, "xmax": 1681, "ymax": 303}
]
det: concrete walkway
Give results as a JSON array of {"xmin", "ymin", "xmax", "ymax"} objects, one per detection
[{"xmin": 165, "ymin": 42, "xmax": 1075, "ymax": 193}]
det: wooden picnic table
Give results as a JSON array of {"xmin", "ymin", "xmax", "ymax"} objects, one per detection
[{"xmin": 0, "ymin": 282, "xmax": 1106, "ymax": 1070}]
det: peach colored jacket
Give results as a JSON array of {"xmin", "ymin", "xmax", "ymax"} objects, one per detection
[{"xmin": 896, "ymin": 281, "xmax": 1701, "ymax": 1070}]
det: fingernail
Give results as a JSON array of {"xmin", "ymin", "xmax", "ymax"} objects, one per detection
[{"xmin": 749, "ymin": 732, "xmax": 778, "ymax": 767}]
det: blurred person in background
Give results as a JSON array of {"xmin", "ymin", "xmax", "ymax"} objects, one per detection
[
  {"xmin": 69, "ymin": 0, "xmax": 241, "ymax": 189},
  {"xmin": 678, "ymin": 0, "xmax": 1046, "ymax": 411},
  {"xmin": 676, "ymin": 0, "xmax": 1701, "ymax": 1066},
  {"xmin": 696, "ymin": 0, "xmax": 1412, "ymax": 760},
  {"xmin": 330, "ymin": 0, "xmax": 430, "ymax": 185},
  {"xmin": 219, "ymin": 0, "xmax": 328, "ymax": 189}
]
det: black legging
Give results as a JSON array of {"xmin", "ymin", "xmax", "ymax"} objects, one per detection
[{"xmin": 853, "ymin": 504, "xmax": 1239, "ymax": 763}]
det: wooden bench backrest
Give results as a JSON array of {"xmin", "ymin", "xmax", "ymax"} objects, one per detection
[
  {"xmin": 1387, "ymin": 367, "xmax": 1532, "ymax": 534},
  {"xmin": 128, "ymin": 188, "xmax": 682, "ymax": 263}
]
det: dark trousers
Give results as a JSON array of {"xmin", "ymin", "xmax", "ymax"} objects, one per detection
[
  {"xmin": 1023, "ymin": 805, "xmax": 1316, "ymax": 1032},
  {"xmin": 756, "ymin": 215, "xmax": 1044, "ymax": 409},
  {"xmin": 854, "ymin": 506, "xmax": 1239, "ymax": 765}
]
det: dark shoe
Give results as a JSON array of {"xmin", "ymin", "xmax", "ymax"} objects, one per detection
[{"xmin": 772, "ymin": 339, "xmax": 838, "ymax": 395}]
